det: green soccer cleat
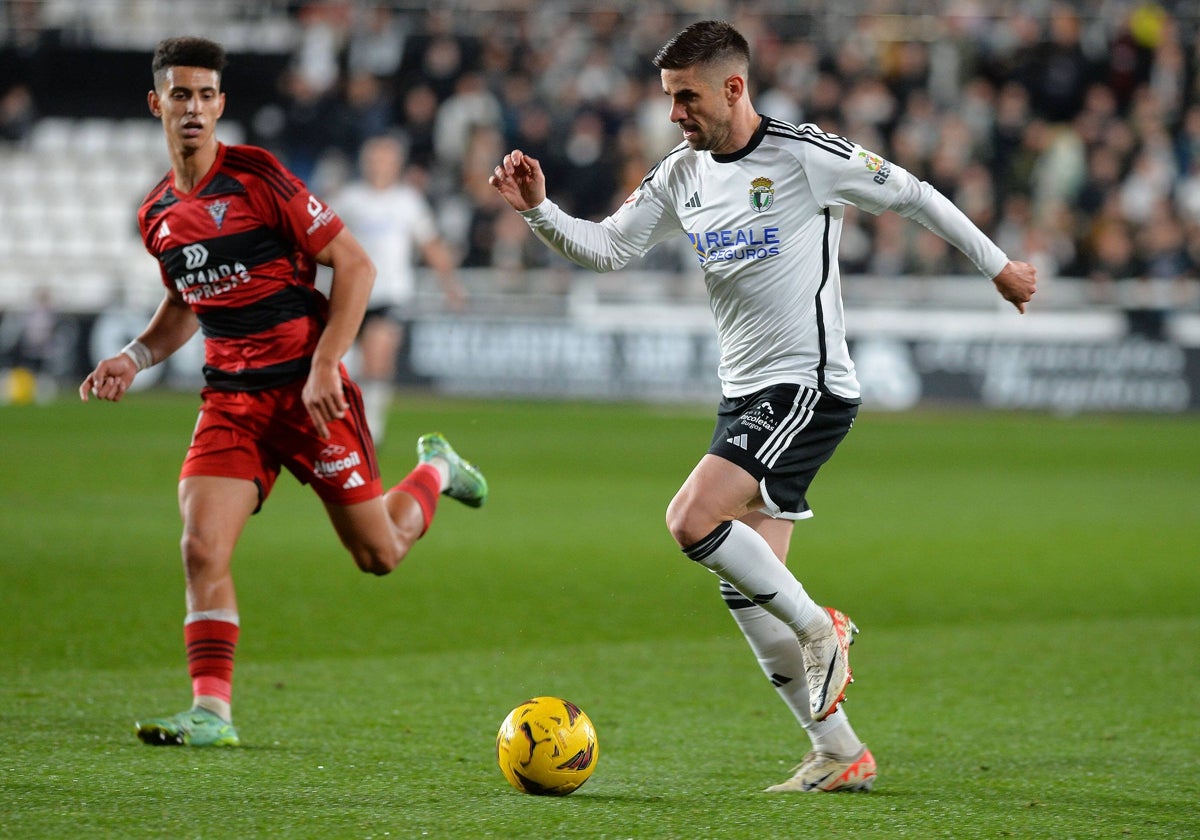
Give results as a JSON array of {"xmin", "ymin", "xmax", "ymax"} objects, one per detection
[
  {"xmin": 136, "ymin": 707, "xmax": 240, "ymax": 747},
  {"xmin": 417, "ymin": 432, "xmax": 488, "ymax": 508}
]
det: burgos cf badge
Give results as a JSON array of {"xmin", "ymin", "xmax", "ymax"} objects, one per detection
[{"xmin": 749, "ymin": 176, "xmax": 774, "ymax": 213}]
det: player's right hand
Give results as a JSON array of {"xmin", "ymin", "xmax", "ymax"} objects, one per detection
[
  {"xmin": 79, "ymin": 355, "xmax": 138, "ymax": 402},
  {"xmin": 300, "ymin": 362, "xmax": 347, "ymax": 439},
  {"xmin": 489, "ymin": 149, "xmax": 547, "ymax": 212}
]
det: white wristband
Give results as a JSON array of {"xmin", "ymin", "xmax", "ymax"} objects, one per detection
[{"xmin": 120, "ymin": 340, "xmax": 153, "ymax": 371}]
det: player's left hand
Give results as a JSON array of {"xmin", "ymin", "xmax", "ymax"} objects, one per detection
[
  {"xmin": 489, "ymin": 149, "xmax": 547, "ymax": 211},
  {"xmin": 993, "ymin": 260, "xmax": 1038, "ymax": 314},
  {"xmin": 301, "ymin": 363, "xmax": 348, "ymax": 438},
  {"xmin": 79, "ymin": 354, "xmax": 138, "ymax": 402}
]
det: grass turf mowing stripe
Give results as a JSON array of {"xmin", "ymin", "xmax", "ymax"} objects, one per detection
[{"xmin": 1, "ymin": 395, "xmax": 1196, "ymax": 837}]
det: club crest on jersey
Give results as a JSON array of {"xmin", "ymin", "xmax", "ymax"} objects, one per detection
[
  {"xmin": 749, "ymin": 177, "xmax": 774, "ymax": 213},
  {"xmin": 206, "ymin": 199, "xmax": 230, "ymax": 230}
]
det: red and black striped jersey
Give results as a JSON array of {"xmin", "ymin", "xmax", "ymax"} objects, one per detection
[{"xmin": 137, "ymin": 143, "xmax": 345, "ymax": 391}]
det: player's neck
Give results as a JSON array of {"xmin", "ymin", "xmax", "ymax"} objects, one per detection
[
  {"xmin": 713, "ymin": 108, "xmax": 761, "ymax": 156},
  {"xmin": 170, "ymin": 138, "xmax": 220, "ymax": 194},
  {"xmin": 728, "ymin": 111, "xmax": 762, "ymax": 153}
]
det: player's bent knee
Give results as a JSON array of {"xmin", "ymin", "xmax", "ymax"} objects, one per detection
[
  {"xmin": 665, "ymin": 496, "xmax": 711, "ymax": 550},
  {"xmin": 326, "ymin": 498, "xmax": 414, "ymax": 575},
  {"xmin": 349, "ymin": 543, "xmax": 404, "ymax": 576},
  {"xmin": 353, "ymin": 552, "xmax": 395, "ymax": 576}
]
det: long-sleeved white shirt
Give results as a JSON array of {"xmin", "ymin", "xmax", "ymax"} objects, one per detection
[{"xmin": 521, "ymin": 115, "xmax": 1008, "ymax": 400}]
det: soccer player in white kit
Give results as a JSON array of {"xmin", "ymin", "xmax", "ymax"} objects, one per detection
[
  {"xmin": 490, "ymin": 20, "xmax": 1037, "ymax": 792},
  {"xmin": 334, "ymin": 135, "xmax": 464, "ymax": 444}
]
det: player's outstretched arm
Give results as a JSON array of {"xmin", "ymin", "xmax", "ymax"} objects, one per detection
[
  {"xmin": 489, "ymin": 149, "xmax": 547, "ymax": 212},
  {"xmin": 491, "ymin": 147, "xmax": 658, "ymax": 273},
  {"xmin": 992, "ymin": 260, "xmax": 1038, "ymax": 314},
  {"xmin": 79, "ymin": 290, "xmax": 198, "ymax": 402}
]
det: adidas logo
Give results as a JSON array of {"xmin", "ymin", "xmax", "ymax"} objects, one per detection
[
  {"xmin": 769, "ymin": 672, "xmax": 793, "ymax": 688},
  {"xmin": 684, "ymin": 191, "xmax": 701, "ymax": 208},
  {"xmin": 726, "ymin": 433, "xmax": 748, "ymax": 449},
  {"xmin": 342, "ymin": 471, "xmax": 366, "ymax": 489}
]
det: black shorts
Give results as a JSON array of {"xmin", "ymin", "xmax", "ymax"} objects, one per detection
[
  {"xmin": 362, "ymin": 304, "xmax": 411, "ymax": 325},
  {"xmin": 708, "ymin": 383, "xmax": 858, "ymax": 520}
]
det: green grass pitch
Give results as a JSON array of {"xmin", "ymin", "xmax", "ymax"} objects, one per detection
[{"xmin": 1, "ymin": 393, "xmax": 1197, "ymax": 838}]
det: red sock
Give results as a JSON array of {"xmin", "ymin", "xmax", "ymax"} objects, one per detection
[
  {"xmin": 185, "ymin": 619, "xmax": 239, "ymax": 704},
  {"xmin": 392, "ymin": 463, "xmax": 441, "ymax": 535}
]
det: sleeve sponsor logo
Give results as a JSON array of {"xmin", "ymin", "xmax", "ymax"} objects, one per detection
[
  {"xmin": 857, "ymin": 151, "xmax": 892, "ymax": 185},
  {"xmin": 305, "ymin": 194, "xmax": 337, "ymax": 235}
]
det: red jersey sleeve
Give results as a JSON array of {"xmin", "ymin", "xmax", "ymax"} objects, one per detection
[
  {"xmin": 228, "ymin": 145, "xmax": 345, "ymax": 257},
  {"xmin": 275, "ymin": 180, "xmax": 345, "ymax": 257}
]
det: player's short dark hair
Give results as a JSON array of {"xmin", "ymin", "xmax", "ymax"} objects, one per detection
[
  {"xmin": 653, "ymin": 20, "xmax": 750, "ymax": 72},
  {"xmin": 152, "ymin": 36, "xmax": 226, "ymax": 86}
]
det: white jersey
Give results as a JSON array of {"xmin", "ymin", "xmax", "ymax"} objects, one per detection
[
  {"xmin": 520, "ymin": 115, "xmax": 1009, "ymax": 400},
  {"xmin": 334, "ymin": 181, "xmax": 439, "ymax": 308}
]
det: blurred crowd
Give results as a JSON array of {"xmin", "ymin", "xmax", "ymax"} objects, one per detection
[
  {"xmin": 6, "ymin": 1, "xmax": 1200, "ymax": 302},
  {"xmin": 241, "ymin": 1, "xmax": 1200, "ymax": 303}
]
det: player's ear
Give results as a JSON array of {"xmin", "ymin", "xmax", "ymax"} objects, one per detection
[
  {"xmin": 147, "ymin": 89, "xmax": 162, "ymax": 118},
  {"xmin": 724, "ymin": 73, "xmax": 745, "ymax": 105}
]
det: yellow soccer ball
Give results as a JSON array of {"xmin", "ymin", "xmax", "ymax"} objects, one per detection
[{"xmin": 496, "ymin": 696, "xmax": 598, "ymax": 796}]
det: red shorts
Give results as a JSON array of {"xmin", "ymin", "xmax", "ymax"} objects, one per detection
[{"xmin": 181, "ymin": 372, "xmax": 383, "ymax": 509}]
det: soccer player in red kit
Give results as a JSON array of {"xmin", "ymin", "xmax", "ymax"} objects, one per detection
[{"xmin": 79, "ymin": 36, "xmax": 488, "ymax": 747}]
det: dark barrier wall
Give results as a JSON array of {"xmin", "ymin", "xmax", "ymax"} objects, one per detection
[
  {"xmin": 404, "ymin": 318, "xmax": 1199, "ymax": 413},
  {"xmin": 7, "ymin": 309, "xmax": 1195, "ymax": 413}
]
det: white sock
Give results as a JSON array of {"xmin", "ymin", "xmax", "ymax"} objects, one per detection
[
  {"xmin": 722, "ymin": 584, "xmax": 863, "ymax": 757},
  {"xmin": 194, "ymin": 695, "xmax": 233, "ymax": 723},
  {"xmin": 426, "ymin": 456, "xmax": 450, "ymax": 491},
  {"xmin": 685, "ymin": 520, "xmax": 829, "ymax": 639},
  {"xmin": 184, "ymin": 610, "xmax": 240, "ymax": 626},
  {"xmin": 362, "ymin": 379, "xmax": 393, "ymax": 444}
]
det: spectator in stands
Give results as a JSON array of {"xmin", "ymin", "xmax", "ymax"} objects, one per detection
[
  {"xmin": 396, "ymin": 82, "xmax": 440, "ymax": 173},
  {"xmin": 335, "ymin": 71, "xmax": 394, "ymax": 158},
  {"xmin": 433, "ymin": 71, "xmax": 502, "ymax": 179},
  {"xmin": 1024, "ymin": 5, "xmax": 1093, "ymax": 122},
  {"xmin": 346, "ymin": 3, "xmax": 406, "ymax": 80},
  {"xmin": 1138, "ymin": 199, "xmax": 1195, "ymax": 283},
  {"xmin": 266, "ymin": 68, "xmax": 340, "ymax": 185},
  {"xmin": 0, "ymin": 82, "xmax": 36, "ymax": 143},
  {"xmin": 1076, "ymin": 144, "xmax": 1125, "ymax": 218},
  {"xmin": 1083, "ymin": 216, "xmax": 1142, "ymax": 300},
  {"xmin": 558, "ymin": 108, "xmax": 619, "ymax": 221}
]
